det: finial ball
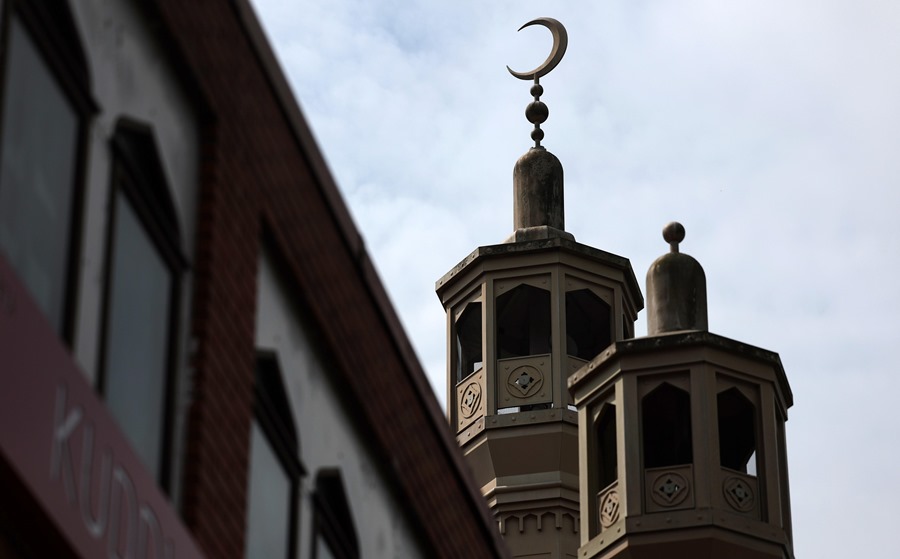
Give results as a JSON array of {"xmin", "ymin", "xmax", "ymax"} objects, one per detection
[
  {"xmin": 525, "ymin": 101, "xmax": 549, "ymax": 125},
  {"xmin": 530, "ymin": 83, "xmax": 544, "ymax": 97},
  {"xmin": 663, "ymin": 221, "xmax": 685, "ymax": 246}
]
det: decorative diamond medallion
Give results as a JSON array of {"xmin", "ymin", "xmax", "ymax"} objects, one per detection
[
  {"xmin": 515, "ymin": 371, "xmax": 534, "ymax": 391},
  {"xmin": 723, "ymin": 477, "xmax": 755, "ymax": 512},
  {"xmin": 650, "ymin": 471, "xmax": 690, "ymax": 507},
  {"xmin": 507, "ymin": 365, "xmax": 543, "ymax": 398},
  {"xmin": 460, "ymin": 382, "xmax": 482, "ymax": 418},
  {"xmin": 599, "ymin": 490, "xmax": 620, "ymax": 528}
]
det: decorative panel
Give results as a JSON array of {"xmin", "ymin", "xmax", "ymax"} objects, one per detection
[
  {"xmin": 721, "ymin": 470, "xmax": 760, "ymax": 519},
  {"xmin": 497, "ymin": 354, "xmax": 552, "ymax": 409},
  {"xmin": 457, "ymin": 368, "xmax": 486, "ymax": 432},
  {"xmin": 597, "ymin": 481, "xmax": 621, "ymax": 532},
  {"xmin": 644, "ymin": 465, "xmax": 695, "ymax": 513}
]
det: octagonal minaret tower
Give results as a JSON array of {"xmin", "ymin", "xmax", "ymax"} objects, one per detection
[
  {"xmin": 436, "ymin": 19, "xmax": 643, "ymax": 559},
  {"xmin": 569, "ymin": 224, "xmax": 795, "ymax": 559}
]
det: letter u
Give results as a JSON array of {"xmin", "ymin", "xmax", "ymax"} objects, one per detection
[{"xmin": 79, "ymin": 423, "xmax": 112, "ymax": 538}]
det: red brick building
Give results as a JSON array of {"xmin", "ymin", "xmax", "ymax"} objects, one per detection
[{"xmin": 0, "ymin": 1, "xmax": 508, "ymax": 557}]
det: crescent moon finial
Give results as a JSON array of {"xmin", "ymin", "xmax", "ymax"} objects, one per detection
[
  {"xmin": 508, "ymin": 18, "xmax": 568, "ymax": 149},
  {"xmin": 506, "ymin": 18, "xmax": 568, "ymax": 80}
]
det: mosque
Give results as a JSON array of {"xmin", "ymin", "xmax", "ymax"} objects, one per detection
[{"xmin": 0, "ymin": 3, "xmax": 793, "ymax": 558}]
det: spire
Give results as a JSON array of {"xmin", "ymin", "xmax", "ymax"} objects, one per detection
[
  {"xmin": 507, "ymin": 17, "xmax": 568, "ymax": 148},
  {"xmin": 646, "ymin": 222, "xmax": 708, "ymax": 334},
  {"xmin": 505, "ymin": 18, "xmax": 573, "ymax": 243}
]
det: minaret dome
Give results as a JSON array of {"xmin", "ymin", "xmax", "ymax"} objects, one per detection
[
  {"xmin": 512, "ymin": 148, "xmax": 565, "ymax": 233},
  {"xmin": 646, "ymin": 221, "xmax": 708, "ymax": 335}
]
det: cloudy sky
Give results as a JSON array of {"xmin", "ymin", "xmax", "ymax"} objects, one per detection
[{"xmin": 250, "ymin": 0, "xmax": 899, "ymax": 556}]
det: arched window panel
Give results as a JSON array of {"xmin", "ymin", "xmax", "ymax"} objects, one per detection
[
  {"xmin": 246, "ymin": 421, "xmax": 293, "ymax": 559},
  {"xmin": 246, "ymin": 352, "xmax": 302, "ymax": 559},
  {"xmin": 496, "ymin": 283, "xmax": 551, "ymax": 359},
  {"xmin": 99, "ymin": 121, "xmax": 186, "ymax": 485},
  {"xmin": 101, "ymin": 192, "xmax": 176, "ymax": 480},
  {"xmin": 314, "ymin": 470, "xmax": 359, "ymax": 559},
  {"xmin": 455, "ymin": 300, "xmax": 482, "ymax": 383},
  {"xmin": 0, "ymin": 0, "xmax": 95, "ymax": 338},
  {"xmin": 596, "ymin": 404, "xmax": 618, "ymax": 490},
  {"xmin": 566, "ymin": 288, "xmax": 612, "ymax": 361},
  {"xmin": 12, "ymin": 1, "xmax": 94, "ymax": 112},
  {"xmin": 255, "ymin": 352, "xmax": 300, "ymax": 460},
  {"xmin": 642, "ymin": 382, "xmax": 693, "ymax": 469},
  {"xmin": 718, "ymin": 387, "xmax": 758, "ymax": 475},
  {"xmin": 110, "ymin": 120, "xmax": 185, "ymax": 266}
]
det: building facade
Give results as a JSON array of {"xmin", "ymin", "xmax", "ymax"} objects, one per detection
[{"xmin": 0, "ymin": 1, "xmax": 508, "ymax": 558}]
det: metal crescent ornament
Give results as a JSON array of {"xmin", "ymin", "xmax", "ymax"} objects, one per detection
[{"xmin": 507, "ymin": 18, "xmax": 568, "ymax": 80}]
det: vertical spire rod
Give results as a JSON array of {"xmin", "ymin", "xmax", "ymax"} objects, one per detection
[{"xmin": 527, "ymin": 77, "xmax": 547, "ymax": 149}]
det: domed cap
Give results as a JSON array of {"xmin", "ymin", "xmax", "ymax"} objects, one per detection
[
  {"xmin": 646, "ymin": 222, "xmax": 708, "ymax": 335},
  {"xmin": 513, "ymin": 148, "xmax": 565, "ymax": 231}
]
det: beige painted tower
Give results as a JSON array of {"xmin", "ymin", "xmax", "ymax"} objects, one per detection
[
  {"xmin": 568, "ymin": 223, "xmax": 794, "ymax": 559},
  {"xmin": 436, "ymin": 19, "xmax": 643, "ymax": 558}
]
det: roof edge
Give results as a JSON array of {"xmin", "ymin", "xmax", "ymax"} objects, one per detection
[{"xmin": 228, "ymin": 2, "xmax": 509, "ymax": 555}]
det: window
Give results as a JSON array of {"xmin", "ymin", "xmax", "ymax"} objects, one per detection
[
  {"xmin": 642, "ymin": 383, "xmax": 693, "ymax": 468},
  {"xmin": 313, "ymin": 471, "xmax": 358, "ymax": 559},
  {"xmin": 99, "ymin": 122, "xmax": 185, "ymax": 484},
  {"xmin": 566, "ymin": 288, "xmax": 611, "ymax": 361},
  {"xmin": 596, "ymin": 404, "xmax": 617, "ymax": 489},
  {"xmin": 246, "ymin": 422, "xmax": 292, "ymax": 558},
  {"xmin": 455, "ymin": 301, "xmax": 482, "ymax": 383},
  {"xmin": 245, "ymin": 353, "xmax": 302, "ymax": 559},
  {"xmin": 0, "ymin": 1, "xmax": 93, "ymax": 338},
  {"xmin": 496, "ymin": 284, "xmax": 551, "ymax": 359},
  {"xmin": 718, "ymin": 388, "xmax": 758, "ymax": 474}
]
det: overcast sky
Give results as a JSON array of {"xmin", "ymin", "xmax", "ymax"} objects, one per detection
[{"xmin": 250, "ymin": 1, "xmax": 900, "ymax": 556}]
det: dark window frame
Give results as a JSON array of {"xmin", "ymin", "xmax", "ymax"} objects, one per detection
[
  {"xmin": 312, "ymin": 470, "xmax": 359, "ymax": 559},
  {"xmin": 565, "ymin": 288, "xmax": 612, "ymax": 361},
  {"xmin": 455, "ymin": 300, "xmax": 483, "ymax": 384},
  {"xmin": 596, "ymin": 403, "xmax": 618, "ymax": 490},
  {"xmin": 717, "ymin": 386, "xmax": 760, "ymax": 475},
  {"xmin": 641, "ymin": 382, "xmax": 694, "ymax": 469},
  {"xmin": 96, "ymin": 120, "xmax": 186, "ymax": 489},
  {"xmin": 247, "ymin": 351, "xmax": 304, "ymax": 559},
  {"xmin": 0, "ymin": 0, "xmax": 96, "ymax": 342},
  {"xmin": 496, "ymin": 283, "xmax": 552, "ymax": 360}
]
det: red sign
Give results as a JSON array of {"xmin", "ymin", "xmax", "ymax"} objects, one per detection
[{"xmin": 0, "ymin": 255, "xmax": 204, "ymax": 558}]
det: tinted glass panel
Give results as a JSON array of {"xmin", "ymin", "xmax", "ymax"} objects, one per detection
[
  {"xmin": 315, "ymin": 536, "xmax": 336, "ymax": 559},
  {"xmin": 104, "ymin": 195, "xmax": 172, "ymax": 478},
  {"xmin": 642, "ymin": 383, "xmax": 693, "ymax": 468},
  {"xmin": 456, "ymin": 302, "xmax": 482, "ymax": 382},
  {"xmin": 497, "ymin": 284, "xmax": 551, "ymax": 359},
  {"xmin": 0, "ymin": 18, "xmax": 79, "ymax": 332},
  {"xmin": 246, "ymin": 421, "xmax": 291, "ymax": 559},
  {"xmin": 566, "ymin": 289, "xmax": 611, "ymax": 361},
  {"xmin": 718, "ymin": 388, "xmax": 757, "ymax": 474},
  {"xmin": 597, "ymin": 405, "xmax": 617, "ymax": 489}
]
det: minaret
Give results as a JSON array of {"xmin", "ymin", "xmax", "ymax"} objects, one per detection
[
  {"xmin": 569, "ymin": 223, "xmax": 795, "ymax": 558},
  {"xmin": 436, "ymin": 19, "xmax": 643, "ymax": 559}
]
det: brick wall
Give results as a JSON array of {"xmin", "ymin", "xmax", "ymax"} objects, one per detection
[
  {"xmin": 156, "ymin": 1, "xmax": 508, "ymax": 557},
  {"xmin": 181, "ymin": 116, "xmax": 260, "ymax": 558}
]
